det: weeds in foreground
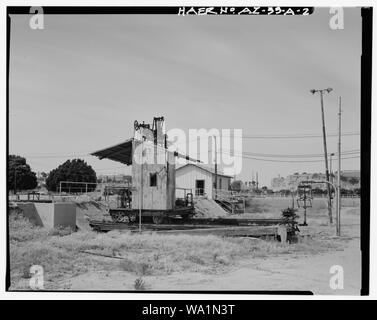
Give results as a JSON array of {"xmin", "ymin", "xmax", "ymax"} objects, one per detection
[
  {"xmin": 9, "ymin": 209, "xmax": 348, "ymax": 290},
  {"xmin": 134, "ymin": 277, "xmax": 146, "ymax": 290},
  {"xmin": 120, "ymin": 258, "xmax": 152, "ymax": 276}
]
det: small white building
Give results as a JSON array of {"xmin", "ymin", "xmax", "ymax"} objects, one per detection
[{"xmin": 175, "ymin": 163, "xmax": 232, "ymax": 199}]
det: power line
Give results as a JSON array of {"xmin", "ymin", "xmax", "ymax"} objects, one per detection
[
  {"xmin": 219, "ymin": 151, "xmax": 360, "ymax": 163},
  {"xmin": 169, "ymin": 131, "xmax": 360, "ymax": 145},
  {"xmin": 241, "ymin": 132, "xmax": 359, "ymax": 139},
  {"xmin": 238, "ymin": 150, "xmax": 359, "ymax": 159},
  {"xmin": 175, "ymin": 145, "xmax": 359, "ymax": 160}
]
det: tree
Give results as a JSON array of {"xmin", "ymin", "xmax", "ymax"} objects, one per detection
[
  {"xmin": 8, "ymin": 155, "xmax": 38, "ymax": 193},
  {"xmin": 46, "ymin": 159, "xmax": 97, "ymax": 192},
  {"xmin": 349, "ymin": 177, "xmax": 359, "ymax": 185},
  {"xmin": 230, "ymin": 180, "xmax": 247, "ymax": 192}
]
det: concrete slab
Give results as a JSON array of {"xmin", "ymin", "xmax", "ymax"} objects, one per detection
[{"xmin": 16, "ymin": 202, "xmax": 76, "ymax": 229}]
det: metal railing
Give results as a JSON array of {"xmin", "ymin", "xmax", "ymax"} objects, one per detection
[{"xmin": 175, "ymin": 187, "xmax": 193, "ymax": 199}]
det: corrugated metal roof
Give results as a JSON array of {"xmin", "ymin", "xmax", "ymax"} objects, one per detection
[
  {"xmin": 91, "ymin": 138, "xmax": 202, "ymax": 165},
  {"xmin": 91, "ymin": 138, "xmax": 134, "ymax": 165}
]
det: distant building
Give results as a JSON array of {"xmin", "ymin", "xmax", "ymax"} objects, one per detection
[
  {"xmin": 176, "ymin": 163, "xmax": 232, "ymax": 199},
  {"xmin": 271, "ymin": 170, "xmax": 360, "ymax": 191},
  {"xmin": 271, "ymin": 172, "xmax": 327, "ymax": 191},
  {"xmin": 336, "ymin": 170, "xmax": 360, "ymax": 179}
]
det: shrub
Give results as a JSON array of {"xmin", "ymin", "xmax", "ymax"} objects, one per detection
[
  {"xmin": 9, "ymin": 212, "xmax": 48, "ymax": 242},
  {"xmin": 134, "ymin": 278, "xmax": 146, "ymax": 290}
]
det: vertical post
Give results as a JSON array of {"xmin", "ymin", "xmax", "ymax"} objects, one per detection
[
  {"xmin": 337, "ymin": 97, "xmax": 342, "ymax": 236},
  {"xmin": 139, "ymin": 137, "xmax": 145, "ymax": 233},
  {"xmin": 291, "ymin": 188, "xmax": 295, "ymax": 209},
  {"xmin": 330, "ymin": 154, "xmax": 332, "ymax": 180},
  {"xmin": 214, "ymin": 135, "xmax": 218, "ymax": 200},
  {"xmin": 303, "ymin": 189, "xmax": 307, "ymax": 225},
  {"xmin": 14, "ymin": 169, "xmax": 17, "ymax": 195},
  {"xmin": 319, "ymin": 91, "xmax": 333, "ymax": 224},
  {"xmin": 329, "ymin": 153, "xmax": 335, "ymax": 185}
]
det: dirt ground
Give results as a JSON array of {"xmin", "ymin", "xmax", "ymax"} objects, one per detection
[
  {"xmin": 60, "ymin": 237, "xmax": 359, "ymax": 294},
  {"xmin": 9, "ymin": 198, "xmax": 361, "ymax": 295}
]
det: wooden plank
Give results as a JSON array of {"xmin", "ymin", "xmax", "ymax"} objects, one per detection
[
  {"xmin": 155, "ymin": 226, "xmax": 278, "ymax": 237},
  {"xmin": 188, "ymin": 217, "xmax": 284, "ymax": 226}
]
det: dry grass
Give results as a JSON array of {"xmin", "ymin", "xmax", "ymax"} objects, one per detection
[
  {"xmin": 245, "ymin": 197, "xmax": 359, "ymax": 219},
  {"xmin": 8, "ymin": 206, "xmax": 350, "ymax": 290},
  {"xmin": 134, "ymin": 277, "xmax": 146, "ymax": 290},
  {"xmin": 47, "ymin": 229, "xmax": 343, "ymax": 276},
  {"xmin": 9, "ymin": 212, "xmax": 89, "ymax": 289}
]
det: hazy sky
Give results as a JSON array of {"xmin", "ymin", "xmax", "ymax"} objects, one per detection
[{"xmin": 9, "ymin": 8, "xmax": 361, "ymax": 186}]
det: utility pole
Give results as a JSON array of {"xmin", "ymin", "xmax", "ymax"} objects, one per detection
[
  {"xmin": 329, "ymin": 153, "xmax": 335, "ymax": 184},
  {"xmin": 311, "ymin": 87, "xmax": 333, "ymax": 224},
  {"xmin": 337, "ymin": 97, "xmax": 342, "ymax": 236},
  {"xmin": 214, "ymin": 135, "xmax": 218, "ymax": 199}
]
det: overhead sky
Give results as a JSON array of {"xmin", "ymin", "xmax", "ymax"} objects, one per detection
[{"xmin": 9, "ymin": 8, "xmax": 361, "ymax": 187}]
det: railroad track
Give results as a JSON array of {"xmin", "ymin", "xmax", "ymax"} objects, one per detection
[{"xmin": 88, "ymin": 217, "xmax": 285, "ymax": 239}]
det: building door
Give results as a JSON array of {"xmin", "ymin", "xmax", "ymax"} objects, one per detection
[{"xmin": 195, "ymin": 180, "xmax": 205, "ymax": 196}]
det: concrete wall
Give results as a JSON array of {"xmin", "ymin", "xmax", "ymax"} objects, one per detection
[
  {"xmin": 16, "ymin": 203, "xmax": 43, "ymax": 226},
  {"xmin": 53, "ymin": 203, "xmax": 76, "ymax": 228},
  {"xmin": 34, "ymin": 203, "xmax": 54, "ymax": 228},
  {"xmin": 17, "ymin": 202, "xmax": 76, "ymax": 229}
]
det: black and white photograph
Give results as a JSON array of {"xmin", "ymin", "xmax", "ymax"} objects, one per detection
[{"xmin": 4, "ymin": 3, "xmax": 372, "ymax": 298}]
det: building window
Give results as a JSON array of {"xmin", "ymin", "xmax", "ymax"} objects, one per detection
[{"xmin": 150, "ymin": 173, "xmax": 157, "ymax": 187}]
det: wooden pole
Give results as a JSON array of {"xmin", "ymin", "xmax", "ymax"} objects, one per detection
[
  {"xmin": 214, "ymin": 135, "xmax": 218, "ymax": 200},
  {"xmin": 337, "ymin": 97, "xmax": 342, "ymax": 236},
  {"xmin": 319, "ymin": 90, "xmax": 333, "ymax": 224}
]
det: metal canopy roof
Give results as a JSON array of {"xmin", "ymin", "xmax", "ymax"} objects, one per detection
[
  {"xmin": 91, "ymin": 138, "xmax": 202, "ymax": 165},
  {"xmin": 91, "ymin": 138, "xmax": 134, "ymax": 165}
]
